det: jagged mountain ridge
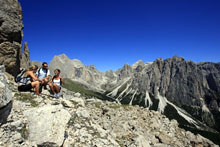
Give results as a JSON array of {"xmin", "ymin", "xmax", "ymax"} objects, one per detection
[{"xmin": 49, "ymin": 54, "xmax": 220, "ymax": 142}]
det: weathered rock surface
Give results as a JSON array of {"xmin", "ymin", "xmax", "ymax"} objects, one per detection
[
  {"xmin": 0, "ymin": 0, "xmax": 23, "ymax": 76},
  {"xmin": 24, "ymin": 104, "xmax": 71, "ymax": 146},
  {"xmin": 0, "ymin": 65, "xmax": 12, "ymax": 108},
  {"xmin": 0, "ymin": 65, "xmax": 12, "ymax": 124},
  {"xmin": 20, "ymin": 42, "xmax": 31, "ymax": 69}
]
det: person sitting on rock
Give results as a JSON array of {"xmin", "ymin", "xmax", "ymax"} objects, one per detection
[
  {"xmin": 49, "ymin": 69, "xmax": 64, "ymax": 98},
  {"xmin": 37, "ymin": 62, "xmax": 50, "ymax": 90},
  {"xmin": 17, "ymin": 65, "xmax": 41, "ymax": 95}
]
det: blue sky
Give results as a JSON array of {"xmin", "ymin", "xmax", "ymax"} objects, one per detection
[{"xmin": 19, "ymin": 0, "xmax": 220, "ymax": 72}]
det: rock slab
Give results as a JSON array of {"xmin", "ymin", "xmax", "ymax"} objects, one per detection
[{"xmin": 24, "ymin": 104, "xmax": 71, "ymax": 146}]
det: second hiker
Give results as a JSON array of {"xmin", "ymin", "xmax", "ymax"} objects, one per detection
[{"xmin": 37, "ymin": 62, "xmax": 50, "ymax": 90}]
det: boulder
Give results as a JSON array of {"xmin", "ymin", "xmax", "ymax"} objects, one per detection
[
  {"xmin": 24, "ymin": 104, "xmax": 71, "ymax": 146},
  {"xmin": 0, "ymin": 66, "xmax": 12, "ymax": 108}
]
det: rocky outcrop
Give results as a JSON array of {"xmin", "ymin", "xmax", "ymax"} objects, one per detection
[
  {"xmin": 0, "ymin": 65, "xmax": 12, "ymax": 124},
  {"xmin": 0, "ymin": 0, "xmax": 23, "ymax": 76},
  {"xmin": 0, "ymin": 66, "xmax": 12, "ymax": 108},
  {"xmin": 20, "ymin": 42, "xmax": 31, "ymax": 69}
]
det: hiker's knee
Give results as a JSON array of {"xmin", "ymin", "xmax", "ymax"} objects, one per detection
[
  {"xmin": 44, "ymin": 79, "xmax": 49, "ymax": 83},
  {"xmin": 31, "ymin": 81, "xmax": 40, "ymax": 87}
]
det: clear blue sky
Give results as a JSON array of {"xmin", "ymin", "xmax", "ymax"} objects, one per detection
[{"xmin": 19, "ymin": 0, "xmax": 220, "ymax": 72}]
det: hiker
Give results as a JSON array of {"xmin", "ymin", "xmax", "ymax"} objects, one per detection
[
  {"xmin": 37, "ymin": 62, "xmax": 50, "ymax": 90},
  {"xmin": 49, "ymin": 69, "xmax": 64, "ymax": 98},
  {"xmin": 17, "ymin": 65, "xmax": 41, "ymax": 95}
]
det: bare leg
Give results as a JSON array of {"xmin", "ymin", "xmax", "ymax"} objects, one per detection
[
  {"xmin": 49, "ymin": 83, "xmax": 55, "ymax": 94},
  {"xmin": 53, "ymin": 84, "xmax": 60, "ymax": 93},
  {"xmin": 42, "ymin": 79, "xmax": 49, "ymax": 89},
  {"xmin": 31, "ymin": 81, "xmax": 40, "ymax": 95}
]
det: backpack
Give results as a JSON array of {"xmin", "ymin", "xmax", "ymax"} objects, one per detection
[
  {"xmin": 38, "ymin": 67, "xmax": 48, "ymax": 78},
  {"xmin": 15, "ymin": 69, "xmax": 26, "ymax": 83}
]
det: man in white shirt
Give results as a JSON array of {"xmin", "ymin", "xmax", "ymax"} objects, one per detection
[{"xmin": 37, "ymin": 62, "xmax": 50, "ymax": 90}]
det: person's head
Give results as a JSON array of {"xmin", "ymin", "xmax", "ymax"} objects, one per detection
[
  {"xmin": 28, "ymin": 65, "xmax": 38, "ymax": 73},
  {"xmin": 54, "ymin": 69, "xmax": 61, "ymax": 76},
  {"xmin": 42, "ymin": 62, "xmax": 48, "ymax": 70}
]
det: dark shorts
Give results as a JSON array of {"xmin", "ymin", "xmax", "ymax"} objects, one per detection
[{"xmin": 18, "ymin": 83, "xmax": 33, "ymax": 92}]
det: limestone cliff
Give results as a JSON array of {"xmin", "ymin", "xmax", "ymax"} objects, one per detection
[{"xmin": 0, "ymin": 0, "xmax": 23, "ymax": 76}]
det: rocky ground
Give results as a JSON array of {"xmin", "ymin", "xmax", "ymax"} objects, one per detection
[{"xmin": 0, "ymin": 78, "xmax": 219, "ymax": 147}]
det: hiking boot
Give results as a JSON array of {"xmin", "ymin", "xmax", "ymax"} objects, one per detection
[{"xmin": 56, "ymin": 93, "xmax": 60, "ymax": 98}]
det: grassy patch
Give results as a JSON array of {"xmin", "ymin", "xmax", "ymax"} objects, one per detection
[
  {"xmin": 63, "ymin": 78, "xmax": 113, "ymax": 101},
  {"xmin": 14, "ymin": 93, "xmax": 38, "ymax": 107},
  {"xmin": 90, "ymin": 102, "xmax": 102, "ymax": 109}
]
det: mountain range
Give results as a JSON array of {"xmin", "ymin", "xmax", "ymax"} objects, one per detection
[{"xmin": 49, "ymin": 54, "xmax": 220, "ymax": 144}]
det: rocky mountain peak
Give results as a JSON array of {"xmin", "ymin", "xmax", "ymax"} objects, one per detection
[
  {"xmin": 20, "ymin": 41, "xmax": 31, "ymax": 69},
  {"xmin": 132, "ymin": 60, "xmax": 145, "ymax": 69},
  {"xmin": 72, "ymin": 59, "xmax": 83, "ymax": 68}
]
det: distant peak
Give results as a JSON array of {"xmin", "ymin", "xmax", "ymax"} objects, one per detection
[
  {"xmin": 72, "ymin": 59, "xmax": 84, "ymax": 68},
  {"xmin": 55, "ymin": 53, "xmax": 69, "ymax": 58},
  {"xmin": 132, "ymin": 60, "xmax": 145, "ymax": 68}
]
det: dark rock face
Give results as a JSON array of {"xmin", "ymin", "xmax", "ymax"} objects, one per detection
[
  {"xmin": 107, "ymin": 56, "xmax": 220, "ymax": 132},
  {"xmin": 0, "ymin": 0, "xmax": 23, "ymax": 76},
  {"xmin": 133, "ymin": 56, "xmax": 220, "ymax": 110}
]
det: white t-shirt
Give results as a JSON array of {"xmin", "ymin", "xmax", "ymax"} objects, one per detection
[{"xmin": 37, "ymin": 68, "xmax": 50, "ymax": 79}]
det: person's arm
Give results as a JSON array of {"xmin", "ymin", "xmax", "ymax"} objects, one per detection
[
  {"xmin": 45, "ymin": 70, "xmax": 50, "ymax": 80},
  {"xmin": 48, "ymin": 76, "xmax": 53, "ymax": 84},
  {"xmin": 60, "ymin": 76, "xmax": 64, "ymax": 86},
  {"xmin": 36, "ymin": 68, "xmax": 39, "ymax": 78},
  {"xmin": 28, "ymin": 71, "xmax": 41, "ymax": 82}
]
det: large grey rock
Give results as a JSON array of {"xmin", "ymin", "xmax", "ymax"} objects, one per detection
[
  {"xmin": 0, "ymin": 65, "xmax": 12, "ymax": 108},
  {"xmin": 24, "ymin": 104, "xmax": 71, "ymax": 146},
  {"xmin": 0, "ymin": 65, "xmax": 12, "ymax": 124},
  {"xmin": 0, "ymin": 0, "xmax": 23, "ymax": 76}
]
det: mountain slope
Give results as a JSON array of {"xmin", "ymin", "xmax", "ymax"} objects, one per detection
[{"xmin": 49, "ymin": 54, "xmax": 220, "ymax": 144}]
